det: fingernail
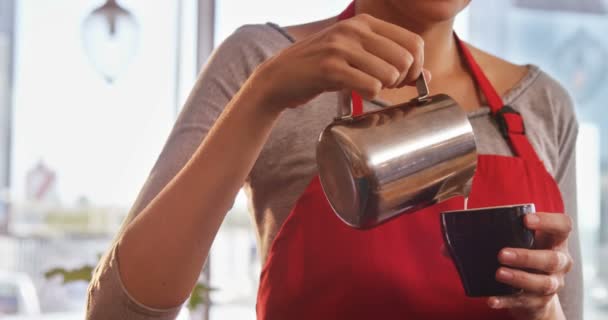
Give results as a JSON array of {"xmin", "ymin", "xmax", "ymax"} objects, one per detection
[
  {"xmin": 488, "ymin": 297, "xmax": 501, "ymax": 309},
  {"xmin": 497, "ymin": 268, "xmax": 513, "ymax": 280},
  {"xmin": 389, "ymin": 73, "xmax": 401, "ymax": 88},
  {"xmin": 546, "ymin": 277, "xmax": 559, "ymax": 294},
  {"xmin": 500, "ymin": 249, "xmax": 516, "ymax": 262},
  {"xmin": 526, "ymin": 214, "xmax": 540, "ymax": 226},
  {"xmin": 556, "ymin": 252, "xmax": 567, "ymax": 269}
]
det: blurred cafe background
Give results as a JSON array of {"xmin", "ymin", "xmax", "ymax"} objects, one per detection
[{"xmin": 0, "ymin": 0, "xmax": 607, "ymax": 319}]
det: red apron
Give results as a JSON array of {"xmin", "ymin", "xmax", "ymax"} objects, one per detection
[{"xmin": 257, "ymin": 2, "xmax": 565, "ymax": 319}]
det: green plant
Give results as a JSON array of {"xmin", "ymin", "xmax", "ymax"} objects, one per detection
[
  {"xmin": 188, "ymin": 283, "xmax": 215, "ymax": 310},
  {"xmin": 45, "ymin": 265, "xmax": 95, "ymax": 284}
]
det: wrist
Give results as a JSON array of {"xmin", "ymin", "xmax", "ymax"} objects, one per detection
[
  {"xmin": 243, "ymin": 62, "xmax": 286, "ymax": 117},
  {"xmin": 547, "ymin": 296, "xmax": 566, "ymax": 320},
  {"xmin": 510, "ymin": 296, "xmax": 565, "ymax": 320},
  {"xmin": 538, "ymin": 296, "xmax": 565, "ymax": 320}
]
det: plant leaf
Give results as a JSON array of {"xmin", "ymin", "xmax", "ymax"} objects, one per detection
[
  {"xmin": 44, "ymin": 265, "xmax": 94, "ymax": 284},
  {"xmin": 188, "ymin": 283, "xmax": 215, "ymax": 310}
]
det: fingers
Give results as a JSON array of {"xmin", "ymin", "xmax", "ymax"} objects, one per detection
[
  {"xmin": 321, "ymin": 58, "xmax": 383, "ymax": 99},
  {"xmin": 488, "ymin": 212, "xmax": 571, "ymax": 315},
  {"xmin": 335, "ymin": 14, "xmax": 426, "ymax": 88},
  {"xmin": 357, "ymin": 14, "xmax": 425, "ymax": 84},
  {"xmin": 495, "ymin": 267, "xmax": 564, "ymax": 296},
  {"xmin": 338, "ymin": 41, "xmax": 402, "ymax": 88},
  {"xmin": 399, "ymin": 37, "xmax": 424, "ymax": 86},
  {"xmin": 357, "ymin": 30, "xmax": 416, "ymax": 88},
  {"xmin": 525, "ymin": 213, "xmax": 572, "ymax": 243},
  {"xmin": 499, "ymin": 248, "xmax": 573, "ymax": 274}
]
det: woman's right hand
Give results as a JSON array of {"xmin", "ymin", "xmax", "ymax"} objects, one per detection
[{"xmin": 251, "ymin": 13, "xmax": 429, "ymax": 113}]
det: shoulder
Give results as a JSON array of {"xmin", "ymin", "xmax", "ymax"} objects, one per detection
[
  {"xmin": 466, "ymin": 44, "xmax": 529, "ymax": 98},
  {"xmin": 191, "ymin": 23, "xmax": 293, "ymax": 104},
  {"xmin": 224, "ymin": 23, "xmax": 293, "ymax": 51},
  {"xmin": 204, "ymin": 23, "xmax": 293, "ymax": 79},
  {"xmin": 469, "ymin": 43, "xmax": 578, "ymax": 174},
  {"xmin": 522, "ymin": 68, "xmax": 576, "ymax": 119},
  {"xmin": 177, "ymin": 23, "xmax": 293, "ymax": 128},
  {"xmin": 467, "ymin": 43, "xmax": 575, "ymax": 121},
  {"xmin": 217, "ymin": 23, "xmax": 292, "ymax": 52},
  {"xmin": 513, "ymin": 67, "xmax": 579, "ymax": 163},
  {"xmin": 507, "ymin": 65, "xmax": 577, "ymax": 137},
  {"xmin": 468, "ymin": 43, "xmax": 576, "ymax": 131}
]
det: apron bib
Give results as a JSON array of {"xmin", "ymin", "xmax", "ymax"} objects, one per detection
[{"xmin": 257, "ymin": 2, "xmax": 565, "ymax": 319}]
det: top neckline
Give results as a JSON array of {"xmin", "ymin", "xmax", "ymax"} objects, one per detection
[{"xmin": 264, "ymin": 22, "xmax": 541, "ymax": 118}]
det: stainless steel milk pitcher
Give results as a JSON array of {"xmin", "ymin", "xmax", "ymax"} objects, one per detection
[{"xmin": 316, "ymin": 74, "xmax": 477, "ymax": 228}]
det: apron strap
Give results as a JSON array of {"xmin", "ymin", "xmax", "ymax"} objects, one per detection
[
  {"xmin": 455, "ymin": 37, "xmax": 541, "ymax": 162},
  {"xmin": 339, "ymin": 1, "xmax": 541, "ymax": 162},
  {"xmin": 338, "ymin": 1, "xmax": 356, "ymax": 20},
  {"xmin": 339, "ymin": 2, "xmax": 364, "ymax": 116}
]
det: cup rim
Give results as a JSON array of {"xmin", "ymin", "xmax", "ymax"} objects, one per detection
[{"xmin": 441, "ymin": 203, "xmax": 535, "ymax": 215}]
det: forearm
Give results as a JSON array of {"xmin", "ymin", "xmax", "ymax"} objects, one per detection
[
  {"xmin": 552, "ymin": 297, "xmax": 566, "ymax": 320},
  {"xmin": 116, "ymin": 75, "xmax": 281, "ymax": 309}
]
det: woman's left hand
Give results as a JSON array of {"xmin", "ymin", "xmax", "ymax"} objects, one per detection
[{"xmin": 489, "ymin": 212, "xmax": 574, "ymax": 320}]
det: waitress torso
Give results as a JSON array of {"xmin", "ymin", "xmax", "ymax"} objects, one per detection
[{"xmin": 253, "ymin": 3, "xmax": 566, "ymax": 320}]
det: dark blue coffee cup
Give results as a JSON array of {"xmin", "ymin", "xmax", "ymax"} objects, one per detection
[{"xmin": 441, "ymin": 204, "xmax": 535, "ymax": 297}]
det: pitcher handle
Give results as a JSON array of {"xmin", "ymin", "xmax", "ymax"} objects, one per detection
[
  {"xmin": 415, "ymin": 72, "xmax": 430, "ymax": 102},
  {"xmin": 337, "ymin": 72, "xmax": 430, "ymax": 119}
]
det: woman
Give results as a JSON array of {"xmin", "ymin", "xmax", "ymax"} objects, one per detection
[{"xmin": 86, "ymin": 1, "xmax": 583, "ymax": 319}]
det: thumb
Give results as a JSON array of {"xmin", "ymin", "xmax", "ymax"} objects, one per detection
[{"xmin": 399, "ymin": 68, "xmax": 431, "ymax": 88}]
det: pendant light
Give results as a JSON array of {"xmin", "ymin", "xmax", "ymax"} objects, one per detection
[{"xmin": 82, "ymin": 0, "xmax": 140, "ymax": 82}]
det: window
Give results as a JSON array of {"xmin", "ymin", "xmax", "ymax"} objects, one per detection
[{"xmin": 2, "ymin": 0, "xmax": 196, "ymax": 318}]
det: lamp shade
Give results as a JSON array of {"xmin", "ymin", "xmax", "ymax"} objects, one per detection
[{"xmin": 82, "ymin": 0, "xmax": 139, "ymax": 82}]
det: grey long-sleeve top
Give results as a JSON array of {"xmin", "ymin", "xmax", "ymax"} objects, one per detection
[{"xmin": 86, "ymin": 23, "xmax": 584, "ymax": 320}]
